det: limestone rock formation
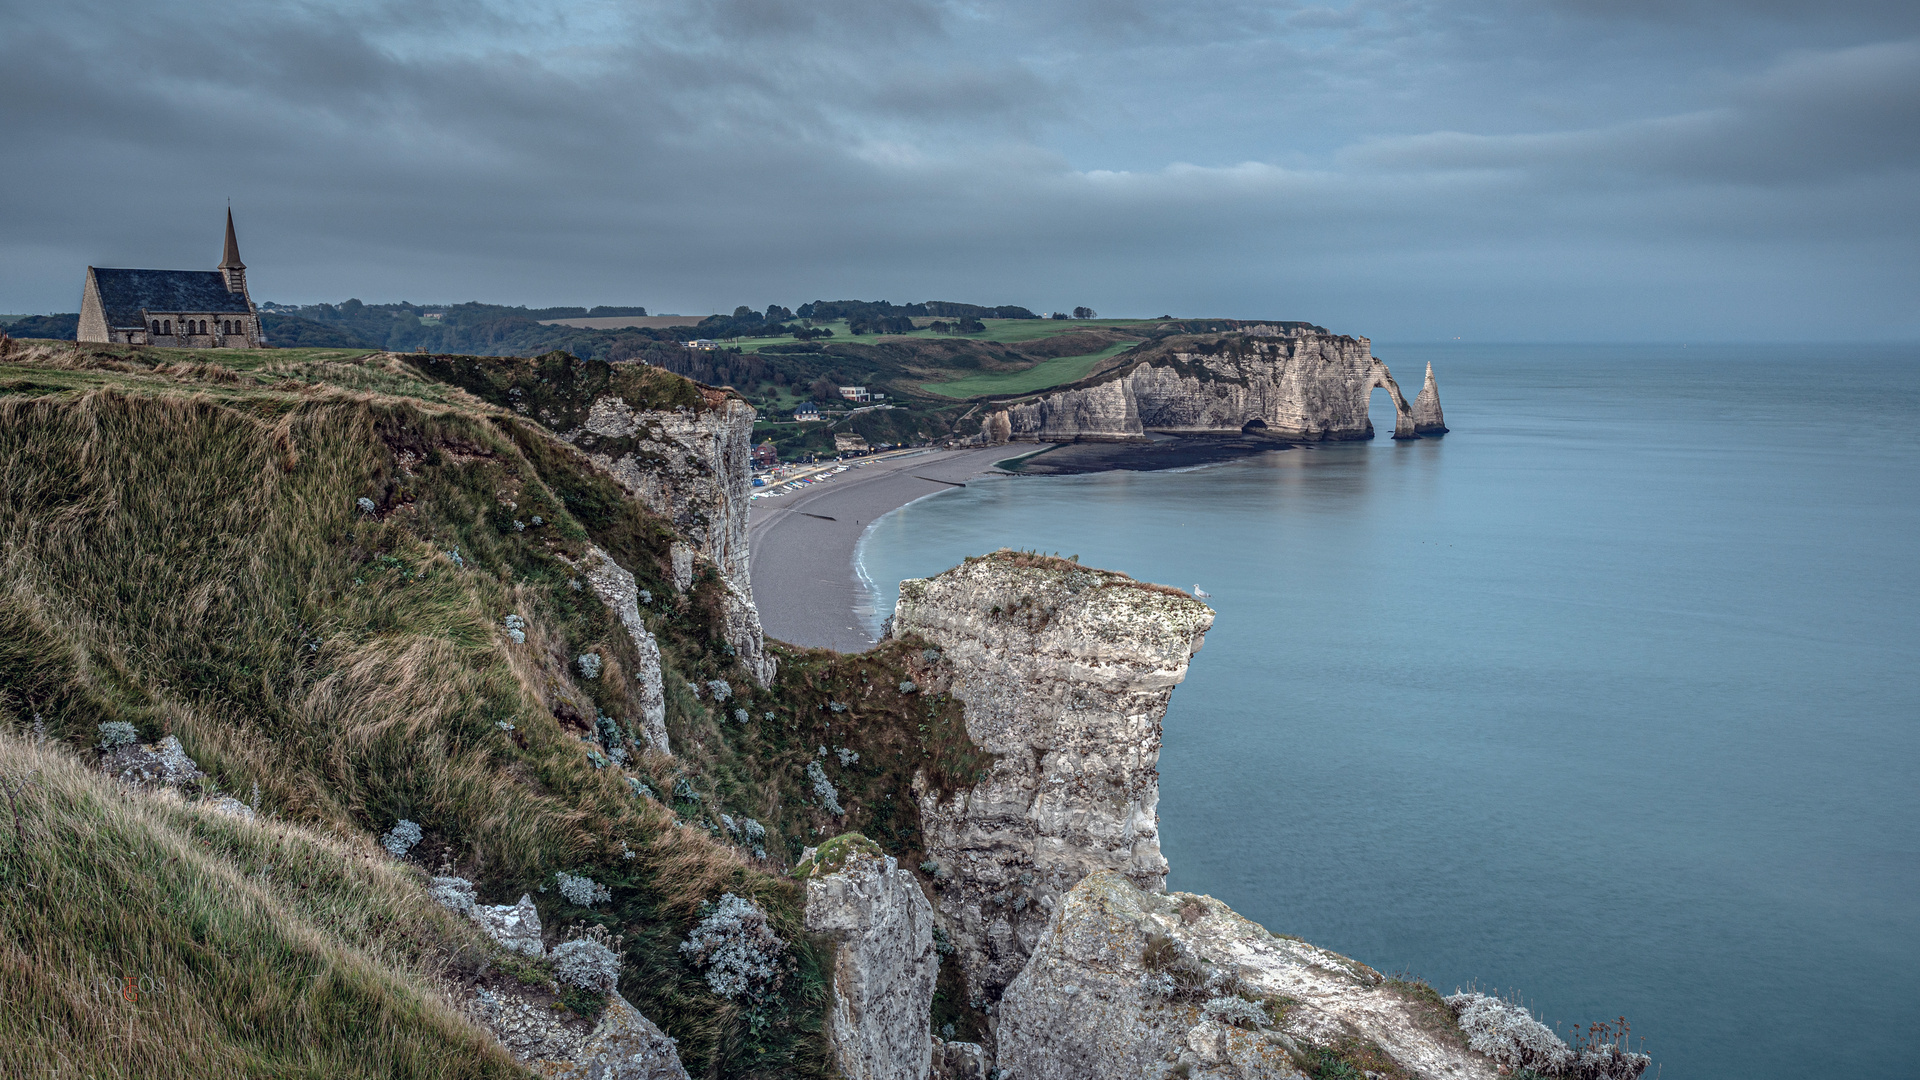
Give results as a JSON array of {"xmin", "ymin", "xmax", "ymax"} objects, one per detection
[
  {"xmin": 470, "ymin": 893, "xmax": 546, "ymax": 958},
  {"xmin": 569, "ymin": 543, "xmax": 670, "ymax": 755},
  {"xmin": 470, "ymin": 985, "xmax": 689, "ymax": 1080},
  {"xmin": 981, "ymin": 410, "xmax": 1012, "ymax": 445},
  {"xmin": 801, "ymin": 839, "xmax": 939, "ymax": 1080},
  {"xmin": 564, "ymin": 394, "xmax": 775, "ymax": 685},
  {"xmin": 1004, "ymin": 332, "xmax": 1424, "ymax": 442},
  {"xmin": 443, "ymin": 880, "xmax": 688, "ymax": 1078},
  {"xmin": 1413, "ymin": 361, "xmax": 1448, "ymax": 435},
  {"xmin": 888, "ymin": 552, "xmax": 1214, "ymax": 1003},
  {"xmin": 100, "ymin": 735, "xmax": 203, "ymax": 788},
  {"xmin": 668, "ymin": 542, "xmax": 695, "ymax": 593},
  {"xmin": 930, "ymin": 1040, "xmax": 991, "ymax": 1080},
  {"xmin": 996, "ymin": 871, "xmax": 1500, "ymax": 1080}
]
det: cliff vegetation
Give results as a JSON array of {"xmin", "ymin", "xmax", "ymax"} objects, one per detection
[{"xmin": 0, "ymin": 339, "xmax": 991, "ymax": 1078}]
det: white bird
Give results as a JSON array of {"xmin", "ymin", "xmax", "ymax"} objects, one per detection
[{"xmin": 1194, "ymin": 585, "xmax": 1211, "ymax": 598}]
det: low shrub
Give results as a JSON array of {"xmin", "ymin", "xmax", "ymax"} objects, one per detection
[
  {"xmin": 679, "ymin": 893, "xmax": 785, "ymax": 1001},
  {"xmin": 96, "ymin": 721, "xmax": 137, "ymax": 749},
  {"xmin": 380, "ymin": 819, "xmax": 422, "ymax": 857},
  {"xmin": 1202, "ymin": 995, "xmax": 1268, "ymax": 1029},
  {"xmin": 805, "ymin": 760, "xmax": 843, "ymax": 815},
  {"xmin": 553, "ymin": 870, "xmax": 611, "ymax": 908},
  {"xmin": 1446, "ymin": 993, "xmax": 1571, "ymax": 1074}
]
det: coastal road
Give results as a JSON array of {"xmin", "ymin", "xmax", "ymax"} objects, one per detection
[{"xmin": 747, "ymin": 446, "xmax": 1018, "ymax": 653}]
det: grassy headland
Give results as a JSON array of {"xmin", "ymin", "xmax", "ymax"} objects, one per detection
[{"xmin": 0, "ymin": 339, "xmax": 996, "ymax": 1077}]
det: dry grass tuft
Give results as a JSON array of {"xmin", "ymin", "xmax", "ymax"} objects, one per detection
[{"xmin": 0, "ymin": 732, "xmax": 527, "ymax": 1079}]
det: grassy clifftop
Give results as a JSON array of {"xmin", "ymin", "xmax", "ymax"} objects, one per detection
[
  {"xmin": 0, "ymin": 341, "xmax": 990, "ymax": 1077},
  {"xmin": 0, "ymin": 733, "xmax": 527, "ymax": 1079}
]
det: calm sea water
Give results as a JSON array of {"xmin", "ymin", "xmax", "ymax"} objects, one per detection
[{"xmin": 856, "ymin": 343, "xmax": 1920, "ymax": 1080}]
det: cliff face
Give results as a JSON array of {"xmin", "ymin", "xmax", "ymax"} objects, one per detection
[
  {"xmin": 1004, "ymin": 331, "xmax": 1427, "ymax": 442},
  {"xmin": 888, "ymin": 553, "xmax": 1215, "ymax": 1004},
  {"xmin": 801, "ymin": 840, "xmax": 939, "ymax": 1080},
  {"xmin": 564, "ymin": 394, "xmax": 775, "ymax": 686},
  {"xmin": 998, "ymin": 872, "xmax": 1498, "ymax": 1080},
  {"xmin": 867, "ymin": 553, "xmax": 1547, "ymax": 1080}
]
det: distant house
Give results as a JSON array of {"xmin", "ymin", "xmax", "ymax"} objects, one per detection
[
  {"xmin": 794, "ymin": 403, "xmax": 821, "ymax": 422},
  {"xmin": 834, "ymin": 432, "xmax": 870, "ymax": 454},
  {"xmin": 752, "ymin": 440, "xmax": 777, "ymax": 469},
  {"xmin": 78, "ymin": 210, "xmax": 264, "ymax": 348},
  {"xmin": 837, "ymin": 386, "xmax": 871, "ymax": 402},
  {"xmin": 687, "ymin": 339, "xmax": 719, "ymax": 350}
]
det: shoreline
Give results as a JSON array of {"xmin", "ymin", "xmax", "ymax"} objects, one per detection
[
  {"xmin": 746, "ymin": 436, "xmax": 1289, "ymax": 653},
  {"xmin": 746, "ymin": 446, "xmax": 1015, "ymax": 652}
]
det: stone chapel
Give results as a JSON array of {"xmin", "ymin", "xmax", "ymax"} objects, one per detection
[{"xmin": 78, "ymin": 210, "xmax": 264, "ymax": 348}]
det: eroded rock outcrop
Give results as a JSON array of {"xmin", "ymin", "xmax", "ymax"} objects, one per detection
[
  {"xmin": 469, "ymin": 985, "xmax": 689, "ymax": 1080},
  {"xmin": 997, "ymin": 871, "xmax": 1499, "ymax": 1080},
  {"xmin": 469, "ymin": 893, "xmax": 547, "ymax": 958},
  {"xmin": 800, "ymin": 836, "xmax": 938, "ymax": 1080},
  {"xmin": 1005, "ymin": 332, "xmax": 1424, "ymax": 442},
  {"xmin": 1413, "ymin": 361, "xmax": 1448, "ymax": 435},
  {"xmin": 888, "ymin": 552, "xmax": 1214, "ymax": 1003},
  {"xmin": 568, "ymin": 543, "xmax": 670, "ymax": 755},
  {"xmin": 442, "ymin": 882, "xmax": 691, "ymax": 1079},
  {"xmin": 564, "ymin": 393, "xmax": 775, "ymax": 686},
  {"xmin": 100, "ymin": 735, "xmax": 203, "ymax": 788}
]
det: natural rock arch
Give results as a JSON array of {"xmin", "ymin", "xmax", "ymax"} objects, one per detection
[{"xmin": 1368, "ymin": 358, "xmax": 1421, "ymax": 440}]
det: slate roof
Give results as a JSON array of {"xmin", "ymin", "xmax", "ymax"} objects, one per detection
[{"xmin": 91, "ymin": 268, "xmax": 251, "ymax": 328}]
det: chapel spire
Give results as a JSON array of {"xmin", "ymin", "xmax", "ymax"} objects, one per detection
[
  {"xmin": 220, "ymin": 208, "xmax": 244, "ymax": 269},
  {"xmin": 219, "ymin": 209, "xmax": 247, "ymax": 295}
]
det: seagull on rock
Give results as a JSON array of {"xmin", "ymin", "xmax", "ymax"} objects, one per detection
[{"xmin": 1193, "ymin": 585, "xmax": 1212, "ymax": 598}]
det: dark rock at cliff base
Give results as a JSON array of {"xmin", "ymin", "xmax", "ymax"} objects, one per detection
[{"xmin": 999, "ymin": 435, "xmax": 1288, "ymax": 475}]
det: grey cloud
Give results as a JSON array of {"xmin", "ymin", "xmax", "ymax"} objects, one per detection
[
  {"xmin": 1345, "ymin": 40, "xmax": 1920, "ymax": 183},
  {"xmin": 0, "ymin": 0, "xmax": 1914, "ymax": 340}
]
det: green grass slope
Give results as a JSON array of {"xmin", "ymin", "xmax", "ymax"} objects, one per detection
[
  {"xmin": 918, "ymin": 340, "xmax": 1138, "ymax": 398},
  {"xmin": 0, "ymin": 732, "xmax": 529, "ymax": 1080},
  {"xmin": 0, "ymin": 341, "xmax": 996, "ymax": 1075}
]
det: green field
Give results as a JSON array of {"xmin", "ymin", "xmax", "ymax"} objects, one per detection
[
  {"xmin": 936, "ymin": 318, "xmax": 1160, "ymax": 345},
  {"xmin": 919, "ymin": 341, "xmax": 1139, "ymax": 399},
  {"xmin": 716, "ymin": 318, "xmax": 1162, "ymax": 353}
]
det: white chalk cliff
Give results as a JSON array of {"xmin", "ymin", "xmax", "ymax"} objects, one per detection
[
  {"xmin": 1002, "ymin": 330, "xmax": 1431, "ymax": 442},
  {"xmin": 564, "ymin": 393, "xmax": 776, "ymax": 686},
  {"xmin": 888, "ymin": 553, "xmax": 1214, "ymax": 1005}
]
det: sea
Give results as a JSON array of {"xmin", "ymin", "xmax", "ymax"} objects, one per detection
[{"xmin": 854, "ymin": 342, "xmax": 1920, "ymax": 1080}]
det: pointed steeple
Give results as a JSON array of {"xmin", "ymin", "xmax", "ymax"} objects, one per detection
[
  {"xmin": 220, "ymin": 208, "xmax": 244, "ymax": 270},
  {"xmin": 219, "ymin": 209, "xmax": 249, "ymax": 296}
]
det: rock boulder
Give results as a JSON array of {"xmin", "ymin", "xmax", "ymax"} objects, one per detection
[
  {"xmin": 801, "ymin": 837, "xmax": 939, "ymax": 1080},
  {"xmin": 996, "ymin": 872, "xmax": 1499, "ymax": 1080}
]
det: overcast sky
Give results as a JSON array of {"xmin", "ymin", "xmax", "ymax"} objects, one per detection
[{"xmin": 3, "ymin": 0, "xmax": 1915, "ymax": 339}]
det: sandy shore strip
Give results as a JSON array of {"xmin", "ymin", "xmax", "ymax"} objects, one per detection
[{"xmin": 748, "ymin": 446, "xmax": 1019, "ymax": 653}]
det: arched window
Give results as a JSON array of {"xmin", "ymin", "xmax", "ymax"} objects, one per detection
[
  {"xmin": 163, "ymin": 320, "xmax": 171, "ymax": 335},
  {"xmin": 152, "ymin": 320, "xmax": 161, "ymax": 335},
  {"xmin": 199, "ymin": 320, "xmax": 208, "ymax": 335},
  {"xmin": 223, "ymin": 321, "xmax": 231, "ymax": 335}
]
